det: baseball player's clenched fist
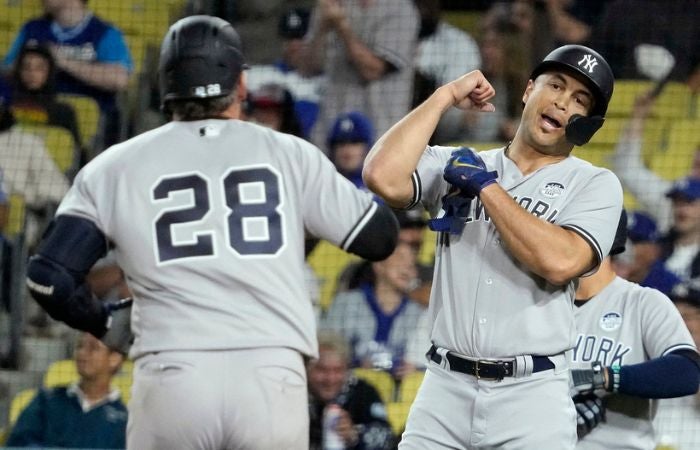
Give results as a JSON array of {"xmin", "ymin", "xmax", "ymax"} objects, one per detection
[{"xmin": 445, "ymin": 70, "xmax": 496, "ymax": 112}]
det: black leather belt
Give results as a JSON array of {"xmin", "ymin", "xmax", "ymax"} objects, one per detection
[{"xmin": 427, "ymin": 345, "xmax": 554, "ymax": 381}]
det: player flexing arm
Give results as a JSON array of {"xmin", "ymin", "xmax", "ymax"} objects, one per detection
[
  {"xmin": 365, "ymin": 55, "xmax": 618, "ymax": 284},
  {"xmin": 570, "ymin": 211, "xmax": 700, "ymax": 446}
]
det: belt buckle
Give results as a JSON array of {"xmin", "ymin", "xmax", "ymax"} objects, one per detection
[{"xmin": 475, "ymin": 359, "xmax": 506, "ymax": 381}]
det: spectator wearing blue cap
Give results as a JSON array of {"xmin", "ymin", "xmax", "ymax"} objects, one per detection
[
  {"xmin": 632, "ymin": 177, "xmax": 700, "ymax": 296},
  {"xmin": 246, "ymin": 7, "xmax": 323, "ymax": 139},
  {"xmin": 327, "ymin": 111, "xmax": 373, "ymax": 189}
]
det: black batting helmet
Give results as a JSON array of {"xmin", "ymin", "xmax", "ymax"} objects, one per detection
[
  {"xmin": 159, "ymin": 15, "xmax": 246, "ymax": 109},
  {"xmin": 531, "ymin": 45, "xmax": 614, "ymax": 146}
]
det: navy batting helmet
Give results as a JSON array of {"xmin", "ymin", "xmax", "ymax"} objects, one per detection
[
  {"xmin": 531, "ymin": 45, "xmax": 614, "ymax": 146},
  {"xmin": 159, "ymin": 15, "xmax": 246, "ymax": 109}
]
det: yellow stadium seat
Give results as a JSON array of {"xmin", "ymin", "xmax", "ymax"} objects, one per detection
[
  {"xmin": 56, "ymin": 94, "xmax": 101, "ymax": 150},
  {"xmin": 397, "ymin": 371, "xmax": 425, "ymax": 403},
  {"xmin": 308, "ymin": 240, "xmax": 359, "ymax": 311},
  {"xmin": 9, "ymin": 388, "xmax": 37, "ymax": 426},
  {"xmin": 6, "ymin": 194, "xmax": 26, "ymax": 238},
  {"xmin": 608, "ymin": 80, "xmax": 694, "ymax": 119},
  {"xmin": 19, "ymin": 124, "xmax": 77, "ymax": 174},
  {"xmin": 442, "ymin": 11, "xmax": 484, "ymax": 35},
  {"xmin": 0, "ymin": 0, "xmax": 42, "ymax": 31},
  {"xmin": 352, "ymin": 368, "xmax": 396, "ymax": 404},
  {"xmin": 386, "ymin": 401, "xmax": 412, "ymax": 437},
  {"xmin": 573, "ymin": 144, "xmax": 614, "ymax": 169},
  {"xmin": 649, "ymin": 119, "xmax": 700, "ymax": 180},
  {"xmin": 44, "ymin": 359, "xmax": 79, "ymax": 387},
  {"xmin": 90, "ymin": 0, "xmax": 173, "ymax": 43}
]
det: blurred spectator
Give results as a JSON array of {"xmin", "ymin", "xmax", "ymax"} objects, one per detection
[
  {"xmin": 612, "ymin": 211, "xmax": 661, "ymax": 284},
  {"xmin": 590, "ymin": 0, "xmax": 700, "ymax": 84},
  {"xmin": 246, "ymin": 7, "xmax": 323, "ymax": 138},
  {"xmin": 327, "ymin": 111, "xmax": 373, "ymax": 189},
  {"xmin": 482, "ymin": 0, "xmax": 540, "ymax": 66},
  {"xmin": 0, "ymin": 169, "xmax": 8, "ymax": 232},
  {"xmin": 654, "ymin": 287, "xmax": 700, "ymax": 449},
  {"xmin": 10, "ymin": 42, "xmax": 83, "ymax": 169},
  {"xmin": 412, "ymin": 0, "xmax": 481, "ymax": 144},
  {"xmin": 320, "ymin": 213, "xmax": 428, "ymax": 380},
  {"xmin": 6, "ymin": 332, "xmax": 127, "ymax": 448},
  {"xmin": 188, "ymin": 0, "xmax": 314, "ymax": 65},
  {"xmin": 637, "ymin": 179, "xmax": 700, "ymax": 296},
  {"xmin": 436, "ymin": 20, "xmax": 527, "ymax": 144},
  {"xmin": 612, "ymin": 93, "xmax": 700, "ymax": 233},
  {"xmin": 0, "ymin": 78, "xmax": 69, "ymax": 246},
  {"xmin": 247, "ymin": 82, "xmax": 303, "ymax": 137},
  {"xmin": 299, "ymin": 0, "xmax": 419, "ymax": 149},
  {"xmin": 543, "ymin": 0, "xmax": 610, "ymax": 47},
  {"xmin": 307, "ymin": 330, "xmax": 394, "ymax": 450},
  {"xmin": 3, "ymin": 0, "xmax": 133, "ymax": 149}
]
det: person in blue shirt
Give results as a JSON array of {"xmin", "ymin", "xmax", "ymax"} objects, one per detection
[
  {"xmin": 6, "ymin": 332, "xmax": 128, "ymax": 448},
  {"xmin": 326, "ymin": 111, "xmax": 374, "ymax": 190},
  {"xmin": 3, "ymin": 0, "xmax": 133, "ymax": 148}
]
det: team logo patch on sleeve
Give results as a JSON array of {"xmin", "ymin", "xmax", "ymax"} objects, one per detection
[
  {"xmin": 541, "ymin": 182, "xmax": 565, "ymax": 198},
  {"xmin": 599, "ymin": 311, "xmax": 622, "ymax": 331}
]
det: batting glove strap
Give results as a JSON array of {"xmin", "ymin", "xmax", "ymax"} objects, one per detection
[
  {"xmin": 608, "ymin": 365, "xmax": 621, "ymax": 393},
  {"xmin": 571, "ymin": 361, "xmax": 607, "ymax": 395}
]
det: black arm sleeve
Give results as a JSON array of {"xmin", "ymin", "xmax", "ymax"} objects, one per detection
[
  {"xmin": 26, "ymin": 215, "xmax": 110, "ymax": 336},
  {"xmin": 345, "ymin": 203, "xmax": 399, "ymax": 262},
  {"xmin": 617, "ymin": 349, "xmax": 700, "ymax": 398}
]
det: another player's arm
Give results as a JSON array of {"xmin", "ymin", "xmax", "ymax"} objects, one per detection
[
  {"xmin": 25, "ymin": 215, "xmax": 126, "ymax": 343},
  {"xmin": 363, "ymin": 70, "xmax": 495, "ymax": 208},
  {"xmin": 479, "ymin": 186, "xmax": 600, "ymax": 285},
  {"xmin": 342, "ymin": 201, "xmax": 399, "ymax": 262}
]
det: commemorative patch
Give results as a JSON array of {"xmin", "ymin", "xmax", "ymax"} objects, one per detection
[
  {"xmin": 541, "ymin": 182, "xmax": 564, "ymax": 198},
  {"xmin": 600, "ymin": 311, "xmax": 622, "ymax": 331}
]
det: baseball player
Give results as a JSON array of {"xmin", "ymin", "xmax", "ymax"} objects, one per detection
[
  {"xmin": 569, "ymin": 210, "xmax": 700, "ymax": 449},
  {"xmin": 24, "ymin": 16, "xmax": 399, "ymax": 450},
  {"xmin": 364, "ymin": 45, "xmax": 623, "ymax": 449}
]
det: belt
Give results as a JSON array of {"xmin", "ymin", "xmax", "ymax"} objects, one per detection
[{"xmin": 427, "ymin": 345, "xmax": 554, "ymax": 381}]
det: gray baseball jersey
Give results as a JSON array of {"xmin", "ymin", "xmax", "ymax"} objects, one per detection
[
  {"xmin": 570, "ymin": 277, "xmax": 697, "ymax": 450},
  {"xmin": 57, "ymin": 119, "xmax": 378, "ymax": 360},
  {"xmin": 412, "ymin": 145, "xmax": 623, "ymax": 358}
]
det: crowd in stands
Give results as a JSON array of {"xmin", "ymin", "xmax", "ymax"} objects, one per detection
[{"xmin": 0, "ymin": 0, "xmax": 698, "ymax": 448}]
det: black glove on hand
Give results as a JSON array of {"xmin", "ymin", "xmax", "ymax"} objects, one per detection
[
  {"xmin": 442, "ymin": 147, "xmax": 498, "ymax": 198},
  {"xmin": 574, "ymin": 393, "xmax": 606, "ymax": 439},
  {"xmin": 571, "ymin": 361, "xmax": 610, "ymax": 395}
]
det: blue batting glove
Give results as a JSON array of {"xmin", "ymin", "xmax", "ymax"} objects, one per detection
[{"xmin": 443, "ymin": 147, "xmax": 498, "ymax": 198}]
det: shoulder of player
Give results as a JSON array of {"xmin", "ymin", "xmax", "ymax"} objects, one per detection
[{"xmin": 613, "ymin": 276, "xmax": 675, "ymax": 307}]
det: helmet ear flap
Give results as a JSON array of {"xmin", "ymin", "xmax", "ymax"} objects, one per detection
[{"xmin": 565, "ymin": 114, "xmax": 604, "ymax": 146}]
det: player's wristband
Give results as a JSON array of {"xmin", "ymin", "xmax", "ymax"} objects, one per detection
[{"xmin": 608, "ymin": 365, "xmax": 621, "ymax": 392}]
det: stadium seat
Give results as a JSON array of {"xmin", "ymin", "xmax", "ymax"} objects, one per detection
[
  {"xmin": 307, "ymin": 240, "xmax": 359, "ymax": 311},
  {"xmin": 56, "ymin": 94, "xmax": 101, "ymax": 151},
  {"xmin": 6, "ymin": 194, "xmax": 26, "ymax": 238},
  {"xmin": 608, "ymin": 80, "xmax": 694, "ymax": 120},
  {"xmin": 90, "ymin": 0, "xmax": 173, "ymax": 44},
  {"xmin": 0, "ymin": 0, "xmax": 42, "ymax": 31},
  {"xmin": 573, "ymin": 144, "xmax": 614, "ymax": 169},
  {"xmin": 648, "ymin": 119, "xmax": 700, "ymax": 180},
  {"xmin": 607, "ymin": 80, "xmax": 653, "ymax": 117},
  {"xmin": 19, "ymin": 124, "xmax": 78, "ymax": 174},
  {"xmin": 397, "ymin": 370, "xmax": 424, "ymax": 403},
  {"xmin": 9, "ymin": 388, "xmax": 37, "ymax": 426},
  {"xmin": 352, "ymin": 368, "xmax": 396, "ymax": 404},
  {"xmin": 386, "ymin": 401, "xmax": 411, "ymax": 437}
]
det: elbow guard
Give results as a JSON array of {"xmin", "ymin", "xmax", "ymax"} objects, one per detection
[
  {"xmin": 25, "ymin": 215, "xmax": 110, "ymax": 336},
  {"xmin": 346, "ymin": 202, "xmax": 399, "ymax": 261}
]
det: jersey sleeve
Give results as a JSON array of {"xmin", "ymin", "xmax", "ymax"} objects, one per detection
[
  {"xmin": 639, "ymin": 288, "xmax": 697, "ymax": 358},
  {"xmin": 55, "ymin": 165, "xmax": 105, "ymax": 233},
  {"xmin": 557, "ymin": 169, "xmax": 623, "ymax": 272},
  {"xmin": 410, "ymin": 145, "xmax": 454, "ymax": 214},
  {"xmin": 298, "ymin": 140, "xmax": 375, "ymax": 249}
]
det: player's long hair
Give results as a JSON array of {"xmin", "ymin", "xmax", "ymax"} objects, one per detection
[{"xmin": 167, "ymin": 92, "xmax": 237, "ymax": 121}]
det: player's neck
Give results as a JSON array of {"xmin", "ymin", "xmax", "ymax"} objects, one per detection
[
  {"xmin": 575, "ymin": 258, "xmax": 616, "ymax": 301},
  {"xmin": 505, "ymin": 141, "xmax": 567, "ymax": 175}
]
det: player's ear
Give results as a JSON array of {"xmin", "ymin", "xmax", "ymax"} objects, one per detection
[{"xmin": 522, "ymin": 79, "xmax": 535, "ymax": 105}]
